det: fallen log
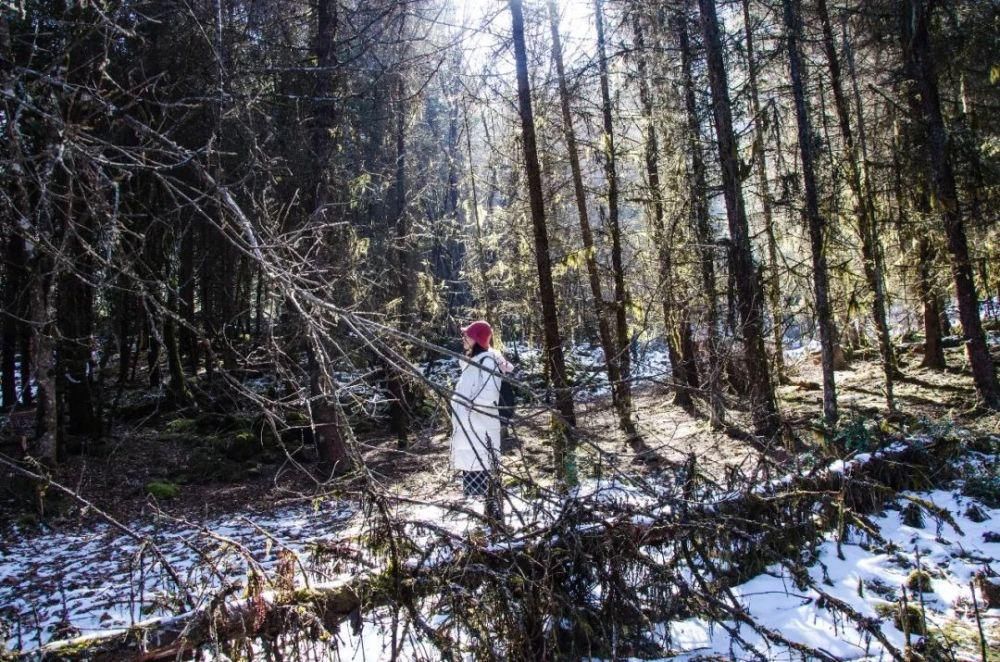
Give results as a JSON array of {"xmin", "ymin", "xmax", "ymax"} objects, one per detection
[
  {"xmin": 34, "ymin": 579, "xmax": 363, "ymax": 662},
  {"xmin": 24, "ymin": 434, "xmax": 963, "ymax": 660}
]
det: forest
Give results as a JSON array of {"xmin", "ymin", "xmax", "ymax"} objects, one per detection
[{"xmin": 0, "ymin": 0, "xmax": 998, "ymax": 659}]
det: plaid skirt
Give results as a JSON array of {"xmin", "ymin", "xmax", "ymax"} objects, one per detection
[{"xmin": 462, "ymin": 470, "xmax": 494, "ymax": 497}]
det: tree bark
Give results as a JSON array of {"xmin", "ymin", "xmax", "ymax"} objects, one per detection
[
  {"xmin": 781, "ymin": 0, "xmax": 838, "ymax": 427},
  {"xmin": 677, "ymin": 8, "xmax": 725, "ymax": 426},
  {"xmin": 510, "ymin": 0, "xmax": 578, "ymax": 484},
  {"xmin": 697, "ymin": 0, "xmax": 779, "ymax": 437},
  {"xmin": 164, "ymin": 282, "xmax": 190, "ymax": 405},
  {"xmin": 307, "ymin": 0, "xmax": 352, "ymax": 474},
  {"xmin": 1, "ymin": 232, "xmax": 26, "ymax": 408},
  {"xmin": 388, "ymin": 75, "xmax": 411, "ymax": 449},
  {"xmin": 548, "ymin": 0, "xmax": 638, "ymax": 443},
  {"xmin": 30, "ymin": 267, "xmax": 58, "ymax": 465},
  {"xmin": 741, "ymin": 0, "xmax": 786, "ymax": 383},
  {"xmin": 179, "ymin": 220, "xmax": 197, "ymax": 373},
  {"xmin": 817, "ymin": 0, "xmax": 896, "ymax": 411},
  {"xmin": 901, "ymin": 0, "xmax": 999, "ymax": 408},
  {"xmin": 633, "ymin": 10, "xmax": 695, "ymax": 415},
  {"xmin": 593, "ymin": 0, "xmax": 640, "ymax": 442}
]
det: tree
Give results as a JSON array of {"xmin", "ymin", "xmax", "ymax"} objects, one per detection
[
  {"xmin": 675, "ymin": 6, "xmax": 725, "ymax": 426},
  {"xmin": 547, "ymin": 0, "xmax": 639, "ymax": 445},
  {"xmin": 900, "ymin": 0, "xmax": 1000, "ymax": 409},
  {"xmin": 781, "ymin": 0, "xmax": 838, "ymax": 426},
  {"xmin": 741, "ymin": 0, "xmax": 786, "ymax": 383},
  {"xmin": 696, "ymin": 0, "xmax": 779, "ymax": 437},
  {"xmin": 593, "ymin": 0, "xmax": 641, "ymax": 444},
  {"xmin": 510, "ymin": 0, "xmax": 578, "ymax": 484},
  {"xmin": 816, "ymin": 0, "xmax": 896, "ymax": 411}
]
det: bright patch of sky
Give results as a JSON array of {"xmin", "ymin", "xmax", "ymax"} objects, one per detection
[{"xmin": 452, "ymin": 0, "xmax": 596, "ymax": 76}]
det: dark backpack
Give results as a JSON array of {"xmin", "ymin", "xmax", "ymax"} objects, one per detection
[{"xmin": 498, "ymin": 377, "xmax": 516, "ymax": 424}]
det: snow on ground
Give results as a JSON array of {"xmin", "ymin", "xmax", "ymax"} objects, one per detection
[
  {"xmin": 665, "ymin": 489, "xmax": 1000, "ymax": 660},
  {"xmin": 4, "ymin": 445, "xmax": 999, "ymax": 659},
  {"xmin": 325, "ymin": 486, "xmax": 1000, "ymax": 661},
  {"xmin": 0, "ymin": 500, "xmax": 354, "ymax": 651}
]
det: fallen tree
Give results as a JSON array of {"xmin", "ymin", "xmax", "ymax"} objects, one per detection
[{"xmin": 24, "ymin": 432, "xmax": 969, "ymax": 661}]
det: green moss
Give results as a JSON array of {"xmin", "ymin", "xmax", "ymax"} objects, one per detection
[
  {"xmin": 922, "ymin": 619, "xmax": 1000, "ymax": 661},
  {"xmin": 874, "ymin": 601, "xmax": 925, "ymax": 636},
  {"xmin": 224, "ymin": 430, "xmax": 257, "ymax": 458},
  {"xmin": 907, "ymin": 570, "xmax": 933, "ymax": 593},
  {"xmin": 165, "ymin": 418, "xmax": 198, "ymax": 434},
  {"xmin": 284, "ymin": 411, "xmax": 311, "ymax": 427},
  {"xmin": 145, "ymin": 481, "xmax": 180, "ymax": 500}
]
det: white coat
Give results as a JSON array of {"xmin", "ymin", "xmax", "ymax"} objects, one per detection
[{"xmin": 450, "ymin": 349, "xmax": 504, "ymax": 471}]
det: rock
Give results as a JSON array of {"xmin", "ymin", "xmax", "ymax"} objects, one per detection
[
  {"xmin": 975, "ymin": 572, "xmax": 1000, "ymax": 609},
  {"xmin": 965, "ymin": 503, "xmax": 990, "ymax": 523}
]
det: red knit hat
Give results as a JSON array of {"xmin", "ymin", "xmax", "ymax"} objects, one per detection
[{"xmin": 462, "ymin": 320, "xmax": 492, "ymax": 349}]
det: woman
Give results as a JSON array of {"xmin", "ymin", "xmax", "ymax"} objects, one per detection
[{"xmin": 450, "ymin": 320, "xmax": 512, "ymax": 522}]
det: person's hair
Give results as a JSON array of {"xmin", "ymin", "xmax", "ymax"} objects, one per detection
[{"xmin": 467, "ymin": 342, "xmax": 487, "ymax": 358}]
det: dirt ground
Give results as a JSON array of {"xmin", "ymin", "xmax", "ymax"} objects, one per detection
[{"xmin": 2, "ymin": 341, "xmax": 997, "ymax": 528}]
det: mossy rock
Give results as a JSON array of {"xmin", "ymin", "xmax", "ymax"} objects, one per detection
[
  {"xmin": 907, "ymin": 570, "xmax": 933, "ymax": 593},
  {"xmin": 145, "ymin": 481, "xmax": 180, "ymax": 500},
  {"xmin": 901, "ymin": 502, "xmax": 925, "ymax": 528},
  {"xmin": 874, "ymin": 601, "xmax": 925, "ymax": 636},
  {"xmin": 284, "ymin": 411, "xmax": 311, "ymax": 427}
]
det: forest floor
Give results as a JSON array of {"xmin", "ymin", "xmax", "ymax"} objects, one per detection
[{"xmin": 1, "ymin": 338, "xmax": 999, "ymax": 658}]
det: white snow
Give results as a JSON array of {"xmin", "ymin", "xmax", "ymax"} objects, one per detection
[{"xmin": 4, "ymin": 442, "xmax": 998, "ymax": 660}]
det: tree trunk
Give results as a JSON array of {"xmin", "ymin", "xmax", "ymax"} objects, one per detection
[
  {"xmin": 548, "ymin": 0, "xmax": 637, "ymax": 442},
  {"xmin": 116, "ymin": 289, "xmax": 132, "ymax": 386},
  {"xmin": 464, "ymin": 106, "xmax": 496, "ymax": 327},
  {"xmin": 593, "ymin": 0, "xmax": 639, "ymax": 441},
  {"xmin": 164, "ymin": 283, "xmax": 190, "ymax": 405},
  {"xmin": 179, "ymin": 220, "xmax": 197, "ymax": 373},
  {"xmin": 147, "ymin": 306, "xmax": 162, "ymax": 389},
  {"xmin": 901, "ymin": 0, "xmax": 999, "ymax": 408},
  {"xmin": 510, "ymin": 0, "xmax": 578, "ymax": 484},
  {"xmin": 741, "ymin": 0, "xmax": 786, "ymax": 383},
  {"xmin": 677, "ymin": 8, "xmax": 725, "ymax": 426},
  {"xmin": 633, "ymin": 10, "xmax": 694, "ymax": 415},
  {"xmin": 389, "ymin": 75, "xmax": 411, "ymax": 449},
  {"xmin": 817, "ymin": 0, "xmax": 896, "ymax": 410},
  {"xmin": 697, "ymin": 0, "xmax": 779, "ymax": 437},
  {"xmin": 781, "ymin": 0, "xmax": 838, "ymax": 427},
  {"xmin": 303, "ymin": 0, "xmax": 352, "ymax": 475},
  {"xmin": 2, "ymin": 232, "xmax": 26, "ymax": 408},
  {"xmin": 29, "ymin": 267, "xmax": 58, "ymax": 465}
]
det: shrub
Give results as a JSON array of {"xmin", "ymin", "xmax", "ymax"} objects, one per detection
[
  {"xmin": 962, "ymin": 472, "xmax": 1000, "ymax": 508},
  {"xmin": 833, "ymin": 416, "xmax": 877, "ymax": 453},
  {"xmin": 145, "ymin": 481, "xmax": 180, "ymax": 500}
]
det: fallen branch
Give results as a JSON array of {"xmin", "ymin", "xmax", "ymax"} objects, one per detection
[{"xmin": 24, "ymin": 434, "xmax": 960, "ymax": 660}]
